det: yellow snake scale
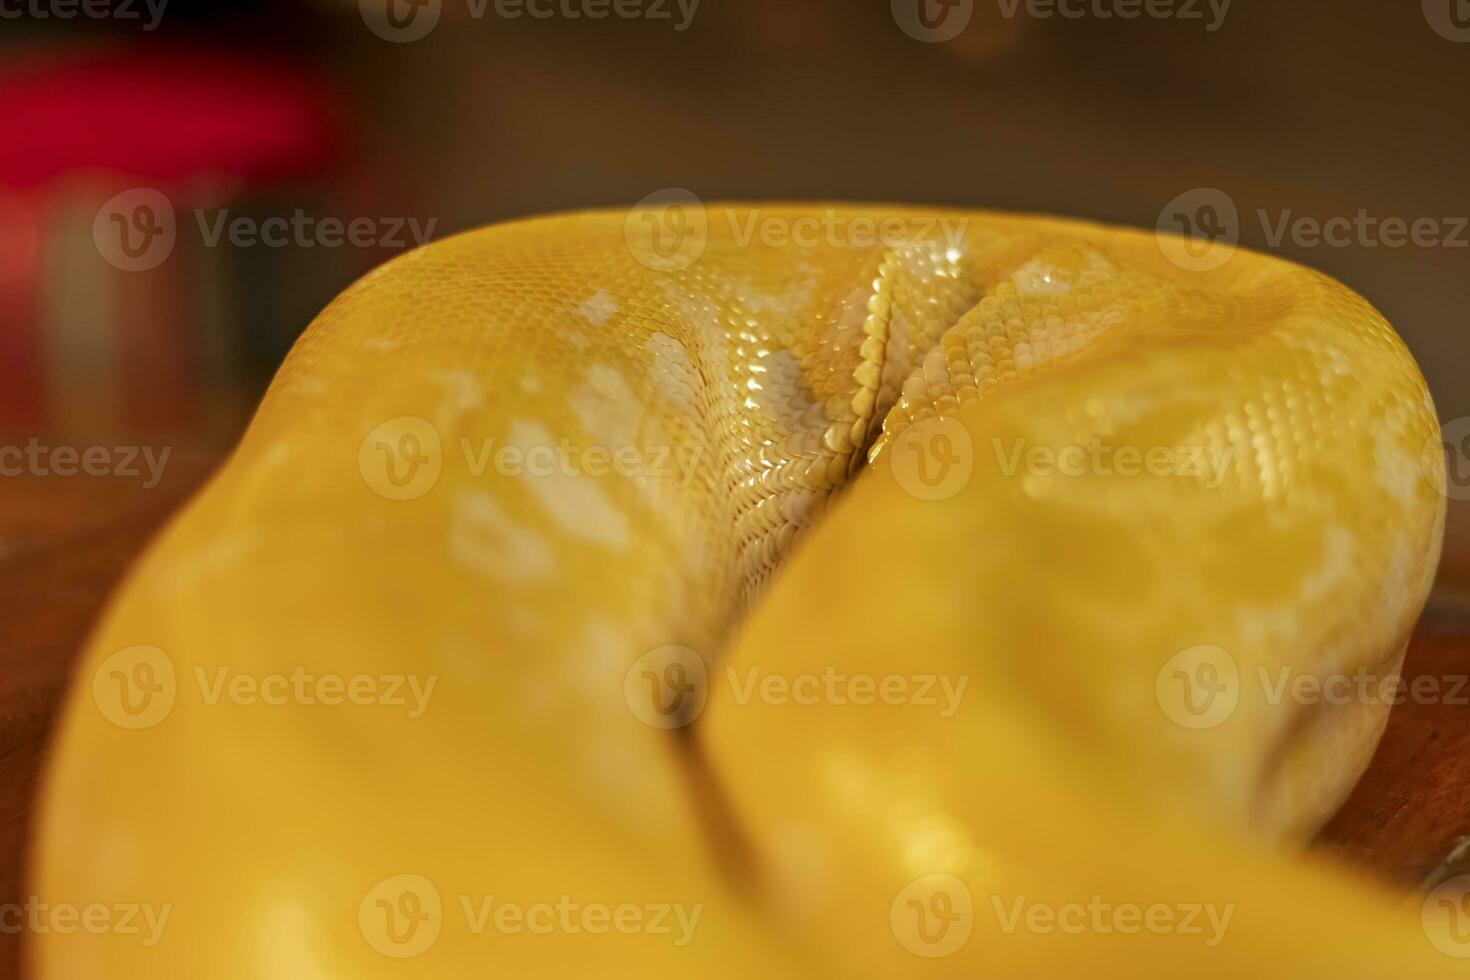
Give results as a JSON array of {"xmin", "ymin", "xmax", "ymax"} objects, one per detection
[{"xmin": 34, "ymin": 206, "xmax": 1449, "ymax": 977}]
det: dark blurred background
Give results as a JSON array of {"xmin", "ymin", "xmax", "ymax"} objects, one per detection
[
  {"xmin": 2, "ymin": 0, "xmax": 1467, "ymax": 593},
  {"xmin": 0, "ymin": 3, "xmax": 1468, "ymax": 581}
]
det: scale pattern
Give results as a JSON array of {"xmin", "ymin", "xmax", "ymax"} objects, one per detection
[{"xmin": 33, "ymin": 206, "xmax": 1446, "ymax": 979}]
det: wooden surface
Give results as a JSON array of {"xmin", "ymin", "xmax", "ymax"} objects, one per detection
[{"xmin": 1, "ymin": 456, "xmax": 1467, "ymax": 977}]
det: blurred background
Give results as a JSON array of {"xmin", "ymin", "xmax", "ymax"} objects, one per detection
[
  {"xmin": 0, "ymin": 2, "xmax": 1467, "ymax": 976},
  {"xmin": 4, "ymin": 0, "xmax": 1464, "ymax": 569}
]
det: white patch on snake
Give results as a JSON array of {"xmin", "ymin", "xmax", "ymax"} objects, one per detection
[
  {"xmin": 750, "ymin": 348, "xmax": 820, "ymax": 431},
  {"xmin": 157, "ymin": 532, "xmax": 259, "ymax": 594},
  {"xmin": 1374, "ymin": 431, "xmax": 1417, "ymax": 507},
  {"xmin": 1234, "ymin": 604, "xmax": 1300, "ymax": 651},
  {"xmin": 821, "ymin": 283, "xmax": 874, "ymax": 354},
  {"xmin": 508, "ymin": 419, "xmax": 628, "ymax": 549},
  {"xmin": 433, "ymin": 369, "xmax": 486, "ymax": 431},
  {"xmin": 1301, "ymin": 526, "xmax": 1356, "ymax": 602},
  {"xmin": 660, "ymin": 278, "xmax": 740, "ymax": 442},
  {"xmin": 577, "ymin": 290, "xmax": 620, "ymax": 327},
  {"xmin": 563, "ymin": 615, "xmax": 631, "ymax": 708},
  {"xmin": 449, "ymin": 489, "xmax": 554, "ymax": 582},
  {"xmin": 561, "ymin": 616, "xmax": 676, "ymax": 822},
  {"xmin": 735, "ymin": 277, "xmax": 813, "ymax": 319},
  {"xmin": 1377, "ymin": 536, "xmax": 1415, "ymax": 629},
  {"xmin": 1082, "ymin": 393, "xmax": 1156, "ymax": 427},
  {"xmin": 645, "ymin": 332, "xmax": 701, "ymax": 412},
  {"xmin": 286, "ymin": 375, "xmax": 328, "ymax": 397},
  {"xmin": 1012, "ymin": 260, "xmax": 1071, "ymax": 296},
  {"xmin": 558, "ymin": 328, "xmax": 591, "ymax": 350},
  {"xmin": 1025, "ymin": 307, "xmax": 1126, "ymax": 365},
  {"xmin": 1320, "ymin": 345, "xmax": 1352, "ymax": 377},
  {"xmin": 1234, "ymin": 527, "xmax": 1356, "ymax": 647},
  {"xmin": 255, "ymin": 896, "xmax": 332, "ymax": 980},
  {"xmin": 570, "ymin": 363, "xmax": 641, "ymax": 452}
]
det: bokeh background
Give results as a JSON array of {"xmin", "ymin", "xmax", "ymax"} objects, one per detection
[
  {"xmin": 0, "ymin": 5, "xmax": 1468, "ymax": 972},
  {"xmin": 4, "ymin": 1, "xmax": 1467, "ymax": 431},
  {"xmin": 4, "ymin": 1, "xmax": 1468, "ymax": 502}
]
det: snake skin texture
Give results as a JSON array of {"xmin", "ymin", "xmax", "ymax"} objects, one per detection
[{"xmin": 33, "ymin": 206, "xmax": 1447, "ymax": 977}]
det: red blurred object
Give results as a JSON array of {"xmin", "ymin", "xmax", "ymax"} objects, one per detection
[
  {"xmin": 0, "ymin": 48, "xmax": 342, "ymax": 188},
  {"xmin": 0, "ymin": 46, "xmax": 344, "ymax": 436}
]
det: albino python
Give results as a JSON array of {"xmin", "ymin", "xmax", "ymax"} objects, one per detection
[{"xmin": 34, "ymin": 205, "xmax": 1450, "ymax": 977}]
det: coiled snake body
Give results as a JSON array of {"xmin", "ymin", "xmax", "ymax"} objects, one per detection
[{"xmin": 35, "ymin": 206, "xmax": 1448, "ymax": 977}]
